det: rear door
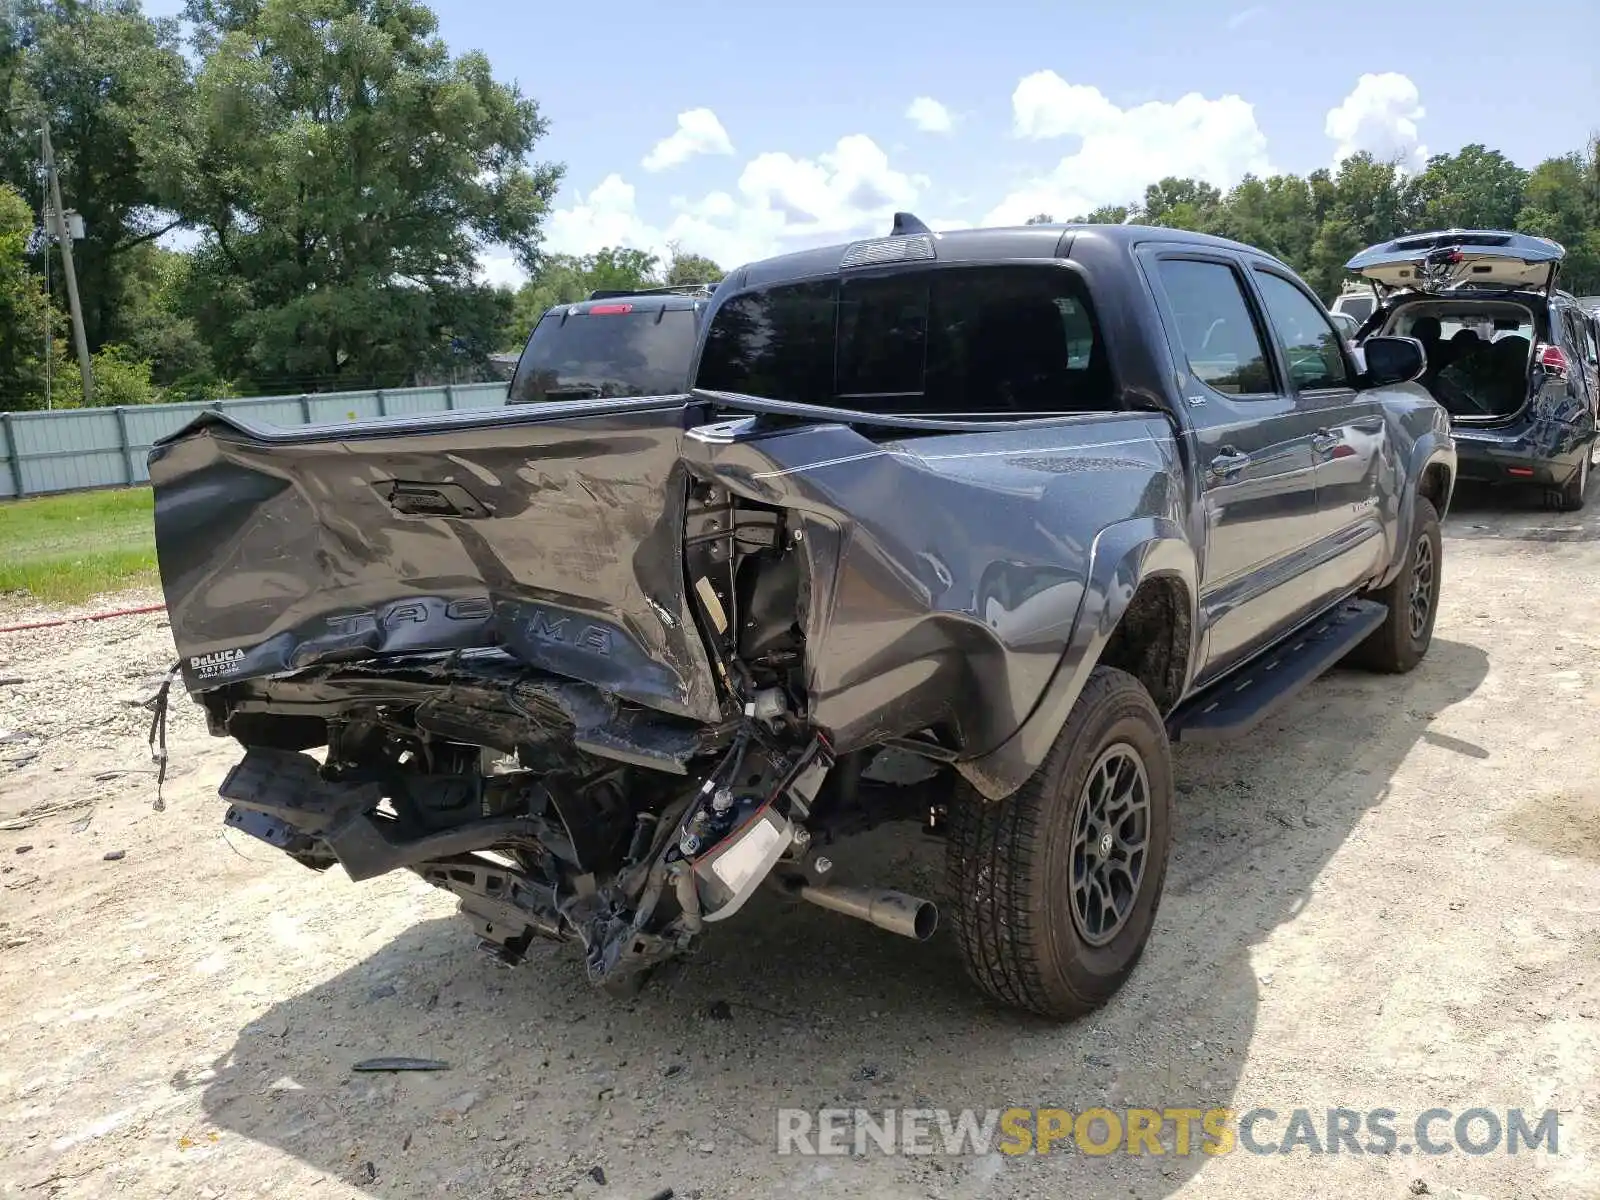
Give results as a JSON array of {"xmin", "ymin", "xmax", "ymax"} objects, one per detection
[
  {"xmin": 1248, "ymin": 264, "xmax": 1389, "ymax": 604},
  {"xmin": 1563, "ymin": 306, "xmax": 1600, "ymax": 419},
  {"xmin": 1139, "ymin": 249, "xmax": 1323, "ymax": 684},
  {"xmin": 1584, "ymin": 313, "xmax": 1600, "ymax": 420}
]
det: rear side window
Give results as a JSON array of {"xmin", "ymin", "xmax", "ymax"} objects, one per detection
[
  {"xmin": 693, "ymin": 281, "xmax": 836, "ymax": 405},
  {"xmin": 1154, "ymin": 259, "xmax": 1273, "ymax": 395},
  {"xmin": 696, "ymin": 265, "xmax": 1113, "ymax": 416},
  {"xmin": 1562, "ymin": 309, "xmax": 1594, "ymax": 364},
  {"xmin": 508, "ymin": 307, "xmax": 699, "ymax": 404},
  {"xmin": 1254, "ymin": 271, "xmax": 1352, "ymax": 390}
]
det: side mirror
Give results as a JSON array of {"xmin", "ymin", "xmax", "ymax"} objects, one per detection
[{"xmin": 1361, "ymin": 335, "xmax": 1426, "ymax": 387}]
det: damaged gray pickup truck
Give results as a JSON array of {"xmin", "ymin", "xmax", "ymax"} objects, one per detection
[{"xmin": 148, "ymin": 218, "xmax": 1457, "ymax": 1021}]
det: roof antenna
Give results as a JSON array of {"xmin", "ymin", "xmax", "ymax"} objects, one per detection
[{"xmin": 891, "ymin": 211, "xmax": 932, "ymax": 236}]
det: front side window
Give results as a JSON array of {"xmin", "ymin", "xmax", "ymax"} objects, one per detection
[
  {"xmin": 1254, "ymin": 271, "xmax": 1352, "ymax": 391},
  {"xmin": 1155, "ymin": 259, "xmax": 1274, "ymax": 396},
  {"xmin": 695, "ymin": 265, "xmax": 1114, "ymax": 416}
]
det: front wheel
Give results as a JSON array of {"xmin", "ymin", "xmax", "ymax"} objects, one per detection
[
  {"xmin": 944, "ymin": 666, "xmax": 1174, "ymax": 1021},
  {"xmin": 1348, "ymin": 495, "xmax": 1442, "ymax": 674}
]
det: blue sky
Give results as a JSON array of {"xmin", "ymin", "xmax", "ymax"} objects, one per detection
[{"xmin": 147, "ymin": 0, "xmax": 1600, "ymax": 284}]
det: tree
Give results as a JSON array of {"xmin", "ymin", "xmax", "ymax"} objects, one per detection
[
  {"xmin": 1326, "ymin": 153, "xmax": 1420, "ymax": 247},
  {"xmin": 51, "ymin": 341, "xmax": 162, "ymax": 407},
  {"xmin": 1516, "ymin": 144, "xmax": 1600, "ymax": 294},
  {"xmin": 1307, "ymin": 215, "xmax": 1369, "ymax": 300},
  {"xmin": 662, "ymin": 242, "xmax": 723, "ymax": 287},
  {"xmin": 0, "ymin": 1, "xmax": 194, "ymax": 352},
  {"xmin": 583, "ymin": 246, "xmax": 660, "ymax": 294},
  {"xmin": 172, "ymin": 0, "xmax": 563, "ymax": 391},
  {"xmin": 1141, "ymin": 178, "xmax": 1223, "ymax": 231},
  {"xmin": 1409, "ymin": 144, "xmax": 1527, "ymax": 232},
  {"xmin": 1083, "ymin": 204, "xmax": 1131, "ymax": 224},
  {"xmin": 0, "ymin": 182, "xmax": 64, "ymax": 411},
  {"xmin": 1210, "ymin": 175, "xmax": 1315, "ymax": 267},
  {"xmin": 113, "ymin": 245, "xmax": 220, "ymax": 397},
  {"xmin": 1024, "ymin": 213, "xmax": 1055, "ymax": 225},
  {"xmin": 1287, "ymin": 153, "xmax": 1425, "ymax": 297},
  {"xmin": 498, "ymin": 245, "xmax": 685, "ymax": 351}
]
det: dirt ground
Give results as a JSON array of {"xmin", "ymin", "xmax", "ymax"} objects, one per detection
[{"xmin": 2, "ymin": 487, "xmax": 1599, "ymax": 1200}]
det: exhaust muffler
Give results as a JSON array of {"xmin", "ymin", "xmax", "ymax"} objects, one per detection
[{"xmin": 797, "ymin": 884, "xmax": 939, "ymax": 941}]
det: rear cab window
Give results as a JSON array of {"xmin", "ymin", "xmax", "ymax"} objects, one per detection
[
  {"xmin": 509, "ymin": 304, "xmax": 700, "ymax": 404},
  {"xmin": 695, "ymin": 265, "xmax": 1114, "ymax": 417}
]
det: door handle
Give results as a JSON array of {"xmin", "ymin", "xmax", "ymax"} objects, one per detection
[{"xmin": 1208, "ymin": 447, "xmax": 1251, "ymax": 480}]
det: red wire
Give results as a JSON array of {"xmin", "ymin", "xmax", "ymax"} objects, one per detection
[{"xmin": 0, "ymin": 602, "xmax": 166, "ymax": 636}]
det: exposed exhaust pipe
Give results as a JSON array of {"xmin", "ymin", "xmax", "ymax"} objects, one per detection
[{"xmin": 797, "ymin": 884, "xmax": 939, "ymax": 941}]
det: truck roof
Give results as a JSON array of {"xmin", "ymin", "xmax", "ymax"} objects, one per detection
[
  {"xmin": 549, "ymin": 284, "xmax": 718, "ymax": 320},
  {"xmin": 721, "ymin": 216, "xmax": 1292, "ymax": 293}
]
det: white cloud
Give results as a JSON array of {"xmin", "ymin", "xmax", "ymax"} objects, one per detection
[
  {"xmin": 906, "ymin": 96, "xmax": 954, "ymax": 134},
  {"xmin": 542, "ymin": 173, "xmax": 661, "ymax": 256},
  {"xmin": 987, "ymin": 71, "xmax": 1272, "ymax": 224},
  {"xmin": 641, "ymin": 108, "xmax": 735, "ymax": 172},
  {"xmin": 475, "ymin": 249, "xmax": 526, "ymax": 290},
  {"xmin": 544, "ymin": 135, "xmax": 925, "ymax": 271},
  {"xmin": 1325, "ymin": 72, "xmax": 1427, "ymax": 172},
  {"xmin": 535, "ymin": 74, "xmax": 1432, "ymax": 274},
  {"xmin": 739, "ymin": 135, "xmax": 921, "ymax": 233},
  {"xmin": 1012, "ymin": 71, "xmax": 1124, "ymax": 140}
]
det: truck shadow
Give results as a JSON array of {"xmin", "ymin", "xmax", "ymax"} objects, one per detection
[
  {"xmin": 198, "ymin": 638, "xmax": 1489, "ymax": 1200},
  {"xmin": 1443, "ymin": 480, "xmax": 1600, "ymax": 542}
]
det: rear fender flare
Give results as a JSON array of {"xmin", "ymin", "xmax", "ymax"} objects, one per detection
[{"xmin": 954, "ymin": 517, "xmax": 1197, "ymax": 801}]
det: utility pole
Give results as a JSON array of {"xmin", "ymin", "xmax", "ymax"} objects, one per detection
[{"xmin": 40, "ymin": 119, "xmax": 93, "ymax": 407}]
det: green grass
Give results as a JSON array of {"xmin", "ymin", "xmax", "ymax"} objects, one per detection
[{"xmin": 0, "ymin": 487, "xmax": 158, "ymax": 605}]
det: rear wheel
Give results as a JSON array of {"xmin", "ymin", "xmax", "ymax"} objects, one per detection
[
  {"xmin": 1547, "ymin": 451, "xmax": 1590, "ymax": 513},
  {"xmin": 1349, "ymin": 495, "xmax": 1442, "ymax": 674},
  {"xmin": 944, "ymin": 666, "xmax": 1173, "ymax": 1021}
]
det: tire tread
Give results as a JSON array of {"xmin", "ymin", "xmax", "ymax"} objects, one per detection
[
  {"xmin": 1348, "ymin": 495, "xmax": 1441, "ymax": 674},
  {"xmin": 945, "ymin": 666, "xmax": 1172, "ymax": 1020}
]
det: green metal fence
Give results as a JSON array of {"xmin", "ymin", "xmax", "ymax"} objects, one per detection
[{"xmin": 0, "ymin": 382, "xmax": 510, "ymax": 500}]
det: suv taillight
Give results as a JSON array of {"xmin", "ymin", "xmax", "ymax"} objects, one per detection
[{"xmin": 1537, "ymin": 343, "xmax": 1569, "ymax": 375}]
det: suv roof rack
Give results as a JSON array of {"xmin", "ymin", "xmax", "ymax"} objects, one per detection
[{"xmin": 586, "ymin": 282, "xmax": 719, "ymax": 301}]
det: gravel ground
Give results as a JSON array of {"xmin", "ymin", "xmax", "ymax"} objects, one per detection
[{"xmin": 2, "ymin": 489, "xmax": 1598, "ymax": 1200}]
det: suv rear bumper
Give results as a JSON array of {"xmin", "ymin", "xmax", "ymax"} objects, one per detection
[{"xmin": 1451, "ymin": 419, "xmax": 1593, "ymax": 487}]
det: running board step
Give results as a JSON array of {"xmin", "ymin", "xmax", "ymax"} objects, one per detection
[{"xmin": 1166, "ymin": 599, "xmax": 1388, "ymax": 745}]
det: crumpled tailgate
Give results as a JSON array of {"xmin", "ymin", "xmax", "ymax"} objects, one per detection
[{"xmin": 147, "ymin": 399, "xmax": 724, "ymax": 723}]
